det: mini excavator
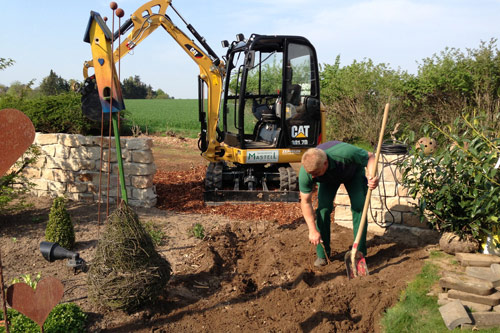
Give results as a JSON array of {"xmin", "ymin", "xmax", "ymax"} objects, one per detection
[{"xmin": 81, "ymin": 0, "xmax": 325, "ymax": 203}]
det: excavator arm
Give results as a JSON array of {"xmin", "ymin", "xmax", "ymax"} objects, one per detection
[{"xmin": 83, "ymin": 0, "xmax": 225, "ymax": 161}]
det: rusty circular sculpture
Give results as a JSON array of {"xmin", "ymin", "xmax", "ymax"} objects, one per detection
[
  {"xmin": 416, "ymin": 137, "xmax": 437, "ymax": 155},
  {"xmin": 109, "ymin": 2, "xmax": 118, "ymax": 10},
  {"xmin": 116, "ymin": 8, "xmax": 125, "ymax": 18}
]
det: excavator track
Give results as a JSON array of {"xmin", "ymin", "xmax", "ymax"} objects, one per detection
[{"xmin": 204, "ymin": 162, "xmax": 299, "ymax": 204}]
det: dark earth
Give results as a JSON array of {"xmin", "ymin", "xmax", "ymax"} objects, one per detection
[{"xmin": 0, "ymin": 135, "xmax": 438, "ymax": 332}]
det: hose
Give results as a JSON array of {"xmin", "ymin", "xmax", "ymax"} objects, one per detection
[{"xmin": 369, "ymin": 141, "xmax": 409, "ymax": 228}]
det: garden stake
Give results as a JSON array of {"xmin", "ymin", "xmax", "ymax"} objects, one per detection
[
  {"xmin": 89, "ymin": 2, "xmax": 129, "ymax": 225},
  {"xmin": 0, "ymin": 251, "xmax": 10, "ymax": 333},
  {"xmin": 345, "ymin": 102, "xmax": 390, "ymax": 279}
]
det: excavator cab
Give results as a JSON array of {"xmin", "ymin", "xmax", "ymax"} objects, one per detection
[
  {"xmin": 222, "ymin": 34, "xmax": 321, "ymax": 150},
  {"xmin": 204, "ymin": 34, "xmax": 324, "ymax": 203}
]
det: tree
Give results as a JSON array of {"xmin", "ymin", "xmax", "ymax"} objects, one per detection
[
  {"xmin": 0, "ymin": 57, "xmax": 14, "ymax": 70},
  {"xmin": 155, "ymin": 88, "xmax": 170, "ymax": 99},
  {"xmin": 6, "ymin": 80, "xmax": 36, "ymax": 99},
  {"xmin": 39, "ymin": 70, "xmax": 69, "ymax": 96},
  {"xmin": 121, "ymin": 75, "xmax": 148, "ymax": 99}
]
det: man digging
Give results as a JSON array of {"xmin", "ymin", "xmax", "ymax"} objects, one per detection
[{"xmin": 299, "ymin": 141, "xmax": 380, "ymax": 267}]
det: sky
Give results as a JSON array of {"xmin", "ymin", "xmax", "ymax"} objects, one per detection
[{"xmin": 2, "ymin": 0, "xmax": 500, "ymax": 99}]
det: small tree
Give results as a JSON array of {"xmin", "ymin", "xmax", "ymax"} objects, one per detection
[
  {"xmin": 399, "ymin": 112, "xmax": 500, "ymax": 241},
  {"xmin": 45, "ymin": 197, "xmax": 75, "ymax": 250}
]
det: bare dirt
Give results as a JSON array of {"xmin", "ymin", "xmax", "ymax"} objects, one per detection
[{"xmin": 0, "ymin": 135, "xmax": 438, "ymax": 332}]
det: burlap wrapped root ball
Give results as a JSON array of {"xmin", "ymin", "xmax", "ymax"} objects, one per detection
[{"xmin": 87, "ymin": 204, "xmax": 171, "ymax": 312}]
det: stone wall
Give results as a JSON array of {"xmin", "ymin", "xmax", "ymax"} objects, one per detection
[
  {"xmin": 22, "ymin": 133, "xmax": 157, "ymax": 207},
  {"xmin": 334, "ymin": 153, "xmax": 429, "ymax": 234}
]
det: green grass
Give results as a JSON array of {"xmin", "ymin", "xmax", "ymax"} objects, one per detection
[
  {"xmin": 381, "ymin": 255, "xmax": 500, "ymax": 333},
  {"xmin": 124, "ymin": 99, "xmax": 201, "ymax": 138}
]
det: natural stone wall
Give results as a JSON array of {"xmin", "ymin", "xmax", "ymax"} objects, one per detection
[
  {"xmin": 21, "ymin": 133, "xmax": 157, "ymax": 207},
  {"xmin": 334, "ymin": 153, "xmax": 429, "ymax": 234}
]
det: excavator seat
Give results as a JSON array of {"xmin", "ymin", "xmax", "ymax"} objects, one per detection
[{"xmin": 253, "ymin": 102, "xmax": 280, "ymax": 145}]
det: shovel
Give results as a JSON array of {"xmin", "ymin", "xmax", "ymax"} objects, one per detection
[{"xmin": 345, "ymin": 103, "xmax": 390, "ymax": 279}]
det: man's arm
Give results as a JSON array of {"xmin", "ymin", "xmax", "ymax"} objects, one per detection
[
  {"xmin": 366, "ymin": 152, "xmax": 380, "ymax": 190},
  {"xmin": 300, "ymin": 191, "xmax": 322, "ymax": 245}
]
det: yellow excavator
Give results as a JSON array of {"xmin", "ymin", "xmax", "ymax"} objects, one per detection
[{"xmin": 81, "ymin": 0, "xmax": 325, "ymax": 203}]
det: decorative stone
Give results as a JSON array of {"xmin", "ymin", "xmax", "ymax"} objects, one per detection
[
  {"xmin": 456, "ymin": 253, "xmax": 500, "ymax": 267},
  {"xmin": 440, "ymin": 233, "xmax": 480, "ymax": 255},
  {"xmin": 131, "ymin": 175, "xmax": 154, "ymax": 189},
  {"xmin": 439, "ymin": 272, "xmax": 493, "ymax": 295},
  {"xmin": 126, "ymin": 138, "xmax": 153, "ymax": 150},
  {"xmin": 35, "ymin": 133, "xmax": 59, "ymax": 145},
  {"xmin": 131, "ymin": 150, "xmax": 154, "ymax": 164},
  {"xmin": 465, "ymin": 266, "xmax": 500, "ymax": 287},
  {"xmin": 464, "ymin": 312, "xmax": 500, "ymax": 329},
  {"xmin": 448, "ymin": 289, "xmax": 500, "ymax": 306},
  {"xmin": 438, "ymin": 300, "xmax": 472, "ymax": 330}
]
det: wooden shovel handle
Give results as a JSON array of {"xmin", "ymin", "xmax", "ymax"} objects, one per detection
[{"xmin": 352, "ymin": 103, "xmax": 390, "ymax": 250}]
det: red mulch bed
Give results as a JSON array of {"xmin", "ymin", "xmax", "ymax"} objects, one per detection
[{"xmin": 154, "ymin": 166, "xmax": 305, "ymax": 225}]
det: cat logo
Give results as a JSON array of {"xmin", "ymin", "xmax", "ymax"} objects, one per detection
[
  {"xmin": 184, "ymin": 44, "xmax": 203, "ymax": 58},
  {"xmin": 291, "ymin": 125, "xmax": 310, "ymax": 138}
]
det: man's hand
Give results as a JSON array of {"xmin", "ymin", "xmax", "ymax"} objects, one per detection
[
  {"xmin": 300, "ymin": 191, "xmax": 322, "ymax": 245},
  {"xmin": 309, "ymin": 229, "xmax": 322, "ymax": 245},
  {"xmin": 368, "ymin": 175, "xmax": 379, "ymax": 190}
]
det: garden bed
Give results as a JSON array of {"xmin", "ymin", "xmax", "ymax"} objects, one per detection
[{"xmin": 0, "ymin": 135, "xmax": 437, "ymax": 332}]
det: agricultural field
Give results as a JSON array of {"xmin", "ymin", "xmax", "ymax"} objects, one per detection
[
  {"xmin": 124, "ymin": 99, "xmax": 202, "ymax": 137},
  {"xmin": 124, "ymin": 99, "xmax": 257, "ymax": 138}
]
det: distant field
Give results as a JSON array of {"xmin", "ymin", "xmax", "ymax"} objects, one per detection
[
  {"xmin": 123, "ymin": 99, "xmax": 255, "ymax": 138},
  {"xmin": 124, "ymin": 99, "xmax": 200, "ymax": 137}
]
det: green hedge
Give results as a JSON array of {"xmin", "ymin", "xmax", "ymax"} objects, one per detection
[{"xmin": 0, "ymin": 92, "xmax": 93, "ymax": 134}]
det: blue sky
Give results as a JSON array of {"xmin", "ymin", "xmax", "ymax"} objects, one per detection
[{"xmin": 1, "ymin": 0, "xmax": 500, "ymax": 98}]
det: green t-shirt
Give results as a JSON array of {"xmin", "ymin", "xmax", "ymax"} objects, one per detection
[{"xmin": 299, "ymin": 141, "xmax": 369, "ymax": 193}]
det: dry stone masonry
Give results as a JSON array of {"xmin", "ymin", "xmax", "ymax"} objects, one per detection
[
  {"xmin": 334, "ymin": 152, "xmax": 423, "ymax": 231},
  {"xmin": 22, "ymin": 133, "xmax": 157, "ymax": 207}
]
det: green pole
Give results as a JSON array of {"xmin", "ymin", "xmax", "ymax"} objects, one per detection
[{"xmin": 112, "ymin": 113, "xmax": 128, "ymax": 203}]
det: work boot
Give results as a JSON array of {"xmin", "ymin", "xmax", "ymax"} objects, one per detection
[{"xmin": 314, "ymin": 257, "xmax": 327, "ymax": 267}]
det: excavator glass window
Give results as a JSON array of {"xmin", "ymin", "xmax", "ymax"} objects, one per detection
[{"xmin": 222, "ymin": 37, "xmax": 320, "ymax": 149}]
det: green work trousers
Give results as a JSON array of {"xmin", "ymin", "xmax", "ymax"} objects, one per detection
[{"xmin": 315, "ymin": 167, "xmax": 368, "ymax": 259}]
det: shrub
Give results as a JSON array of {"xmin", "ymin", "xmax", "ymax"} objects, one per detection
[
  {"xmin": 0, "ymin": 303, "xmax": 86, "ymax": 333},
  {"xmin": 43, "ymin": 303, "xmax": 87, "ymax": 333},
  {"xmin": 0, "ymin": 145, "xmax": 40, "ymax": 212},
  {"xmin": 142, "ymin": 221, "xmax": 166, "ymax": 247},
  {"xmin": 45, "ymin": 197, "xmax": 75, "ymax": 250},
  {"xmin": 189, "ymin": 223, "xmax": 205, "ymax": 239},
  {"xmin": 0, "ymin": 92, "xmax": 93, "ymax": 134},
  {"xmin": 11, "ymin": 272, "xmax": 41, "ymax": 289},
  {"xmin": 399, "ymin": 112, "xmax": 500, "ymax": 241}
]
